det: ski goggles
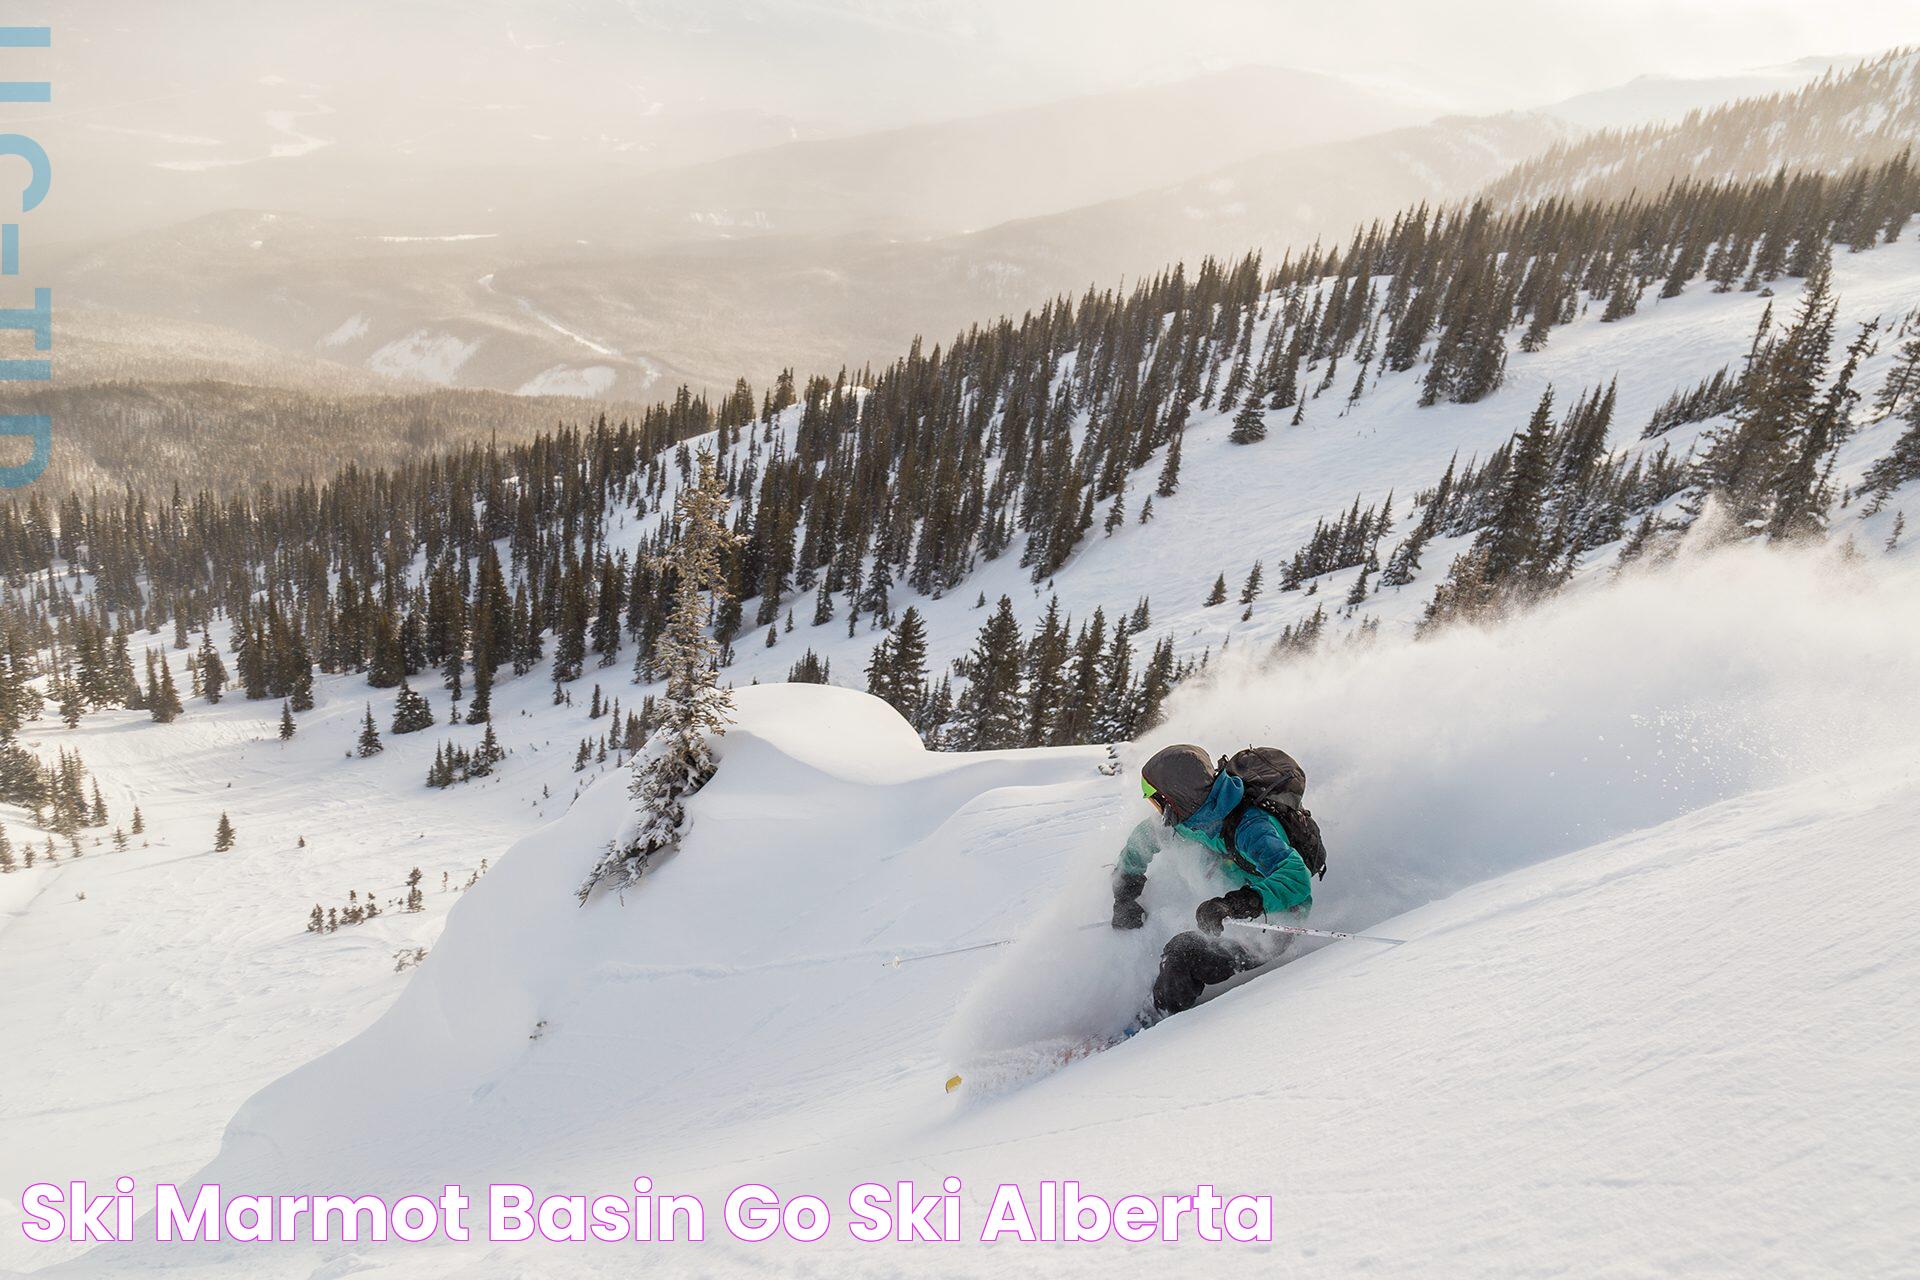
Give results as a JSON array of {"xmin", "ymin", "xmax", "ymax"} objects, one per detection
[{"xmin": 1141, "ymin": 778, "xmax": 1168, "ymax": 814}]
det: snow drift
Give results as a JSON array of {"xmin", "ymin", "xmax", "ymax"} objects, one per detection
[{"xmin": 152, "ymin": 686, "xmax": 1110, "ymax": 1204}]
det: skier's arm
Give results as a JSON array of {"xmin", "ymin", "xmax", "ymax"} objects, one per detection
[
  {"xmin": 1232, "ymin": 813, "xmax": 1313, "ymax": 914},
  {"xmin": 1116, "ymin": 819, "xmax": 1160, "ymax": 879},
  {"xmin": 1111, "ymin": 820, "xmax": 1159, "ymax": 929}
]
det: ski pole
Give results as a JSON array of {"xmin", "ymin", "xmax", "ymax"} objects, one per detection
[
  {"xmin": 883, "ymin": 922, "xmax": 1107, "ymax": 968},
  {"xmin": 1226, "ymin": 918, "xmax": 1407, "ymax": 946}
]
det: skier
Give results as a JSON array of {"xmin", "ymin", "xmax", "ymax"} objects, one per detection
[{"xmin": 1110, "ymin": 743, "xmax": 1316, "ymax": 1017}]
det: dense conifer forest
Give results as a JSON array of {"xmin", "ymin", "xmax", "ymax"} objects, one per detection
[{"xmin": 3, "ymin": 144, "xmax": 1918, "ymax": 758}]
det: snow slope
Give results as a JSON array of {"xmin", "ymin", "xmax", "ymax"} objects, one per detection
[
  {"xmin": 9, "ymin": 184, "xmax": 1920, "ymax": 1280},
  {"xmin": 51, "ymin": 540, "xmax": 1920, "ymax": 1278}
]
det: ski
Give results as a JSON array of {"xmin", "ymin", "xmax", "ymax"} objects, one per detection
[
  {"xmin": 1225, "ymin": 918, "xmax": 1407, "ymax": 946},
  {"xmin": 945, "ymin": 1020, "xmax": 1153, "ymax": 1095}
]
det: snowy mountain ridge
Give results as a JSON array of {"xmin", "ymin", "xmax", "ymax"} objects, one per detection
[{"xmin": 1484, "ymin": 47, "xmax": 1920, "ymax": 208}]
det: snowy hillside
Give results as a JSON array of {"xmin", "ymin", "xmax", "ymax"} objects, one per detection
[
  {"xmin": 596, "ymin": 233, "xmax": 1920, "ymax": 701},
  {"xmin": 45, "ymin": 539, "xmax": 1920, "ymax": 1277},
  {"xmin": 9, "ymin": 74, "xmax": 1920, "ymax": 1278},
  {"xmin": 10, "ymin": 181, "xmax": 1920, "ymax": 1277},
  {"xmin": 1484, "ymin": 48, "xmax": 1920, "ymax": 208}
]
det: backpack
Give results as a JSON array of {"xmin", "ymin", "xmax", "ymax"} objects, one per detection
[{"xmin": 1218, "ymin": 746, "xmax": 1328, "ymax": 880}]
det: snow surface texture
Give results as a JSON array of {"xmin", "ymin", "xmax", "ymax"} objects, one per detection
[
  {"xmin": 54, "ymin": 542, "xmax": 1920, "ymax": 1278},
  {"xmin": 9, "ymin": 227, "xmax": 1920, "ymax": 1278}
]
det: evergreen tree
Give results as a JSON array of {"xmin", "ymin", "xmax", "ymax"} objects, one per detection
[
  {"xmin": 470, "ymin": 723, "xmax": 504, "ymax": 776},
  {"xmin": 1155, "ymin": 431, "xmax": 1183, "ymax": 497},
  {"xmin": 1478, "ymin": 389, "xmax": 1558, "ymax": 586},
  {"xmin": 1379, "ymin": 525, "xmax": 1430, "ymax": 587},
  {"xmin": 580, "ymin": 449, "xmax": 739, "ymax": 902},
  {"xmin": 955, "ymin": 596, "xmax": 1025, "ymax": 751},
  {"xmin": 150, "ymin": 658, "xmax": 184, "ymax": 723},
  {"xmin": 392, "ymin": 682, "xmax": 435, "ymax": 734},
  {"xmin": 1238, "ymin": 561, "xmax": 1265, "ymax": 605},
  {"xmin": 866, "ymin": 606, "xmax": 929, "ymax": 724},
  {"xmin": 1021, "ymin": 597, "xmax": 1071, "ymax": 747},
  {"xmin": 1092, "ymin": 620, "xmax": 1138, "ymax": 741},
  {"xmin": 213, "ymin": 812, "xmax": 236, "ymax": 852},
  {"xmin": 1230, "ymin": 401, "xmax": 1268, "ymax": 445},
  {"xmin": 357, "ymin": 705, "xmax": 384, "ymax": 757},
  {"xmin": 199, "ymin": 632, "xmax": 227, "ymax": 704},
  {"xmin": 279, "ymin": 701, "xmax": 296, "ymax": 741}
]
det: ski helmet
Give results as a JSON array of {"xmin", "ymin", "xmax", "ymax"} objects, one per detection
[{"xmin": 1140, "ymin": 743, "xmax": 1215, "ymax": 825}]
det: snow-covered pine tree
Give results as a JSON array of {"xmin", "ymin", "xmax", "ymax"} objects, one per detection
[
  {"xmin": 470, "ymin": 723, "xmax": 504, "ymax": 776},
  {"xmin": 392, "ymin": 682, "xmax": 435, "ymax": 734},
  {"xmin": 213, "ymin": 812, "xmax": 236, "ymax": 852},
  {"xmin": 1379, "ymin": 524, "xmax": 1430, "ymax": 587},
  {"xmin": 579, "ymin": 448, "xmax": 739, "ymax": 903},
  {"xmin": 357, "ymin": 705, "xmax": 384, "ymax": 757},
  {"xmin": 279, "ymin": 702, "xmax": 296, "ymax": 740},
  {"xmin": 1230, "ymin": 401, "xmax": 1268, "ymax": 444}
]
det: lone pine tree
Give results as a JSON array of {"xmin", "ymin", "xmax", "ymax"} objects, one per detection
[
  {"xmin": 580, "ymin": 448, "xmax": 739, "ymax": 903},
  {"xmin": 357, "ymin": 705, "xmax": 384, "ymax": 757}
]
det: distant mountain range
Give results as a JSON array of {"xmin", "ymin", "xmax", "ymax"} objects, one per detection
[{"xmin": 28, "ymin": 50, "xmax": 1912, "ymax": 491}]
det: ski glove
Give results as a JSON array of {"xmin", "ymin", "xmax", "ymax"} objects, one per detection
[
  {"xmin": 1196, "ymin": 885, "xmax": 1265, "ymax": 936},
  {"xmin": 1111, "ymin": 872, "xmax": 1148, "ymax": 930}
]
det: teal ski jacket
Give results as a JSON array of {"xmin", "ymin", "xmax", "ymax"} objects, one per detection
[{"xmin": 1118, "ymin": 770, "xmax": 1313, "ymax": 916}]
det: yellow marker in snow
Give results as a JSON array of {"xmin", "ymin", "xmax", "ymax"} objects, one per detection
[{"xmin": 944, "ymin": 1074, "xmax": 963, "ymax": 1094}]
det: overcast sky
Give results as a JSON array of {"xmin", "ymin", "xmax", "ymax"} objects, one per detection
[
  {"xmin": 16, "ymin": 0, "xmax": 1920, "ymax": 242},
  {"xmin": 45, "ymin": 0, "xmax": 1920, "ymax": 128}
]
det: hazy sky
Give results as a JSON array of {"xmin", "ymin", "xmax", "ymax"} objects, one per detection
[
  {"xmin": 16, "ymin": 0, "xmax": 1920, "ymax": 242},
  {"xmin": 45, "ymin": 0, "xmax": 1920, "ymax": 129}
]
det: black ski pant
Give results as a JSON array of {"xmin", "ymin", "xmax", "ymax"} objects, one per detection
[{"xmin": 1152, "ymin": 930, "xmax": 1263, "ymax": 1015}]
